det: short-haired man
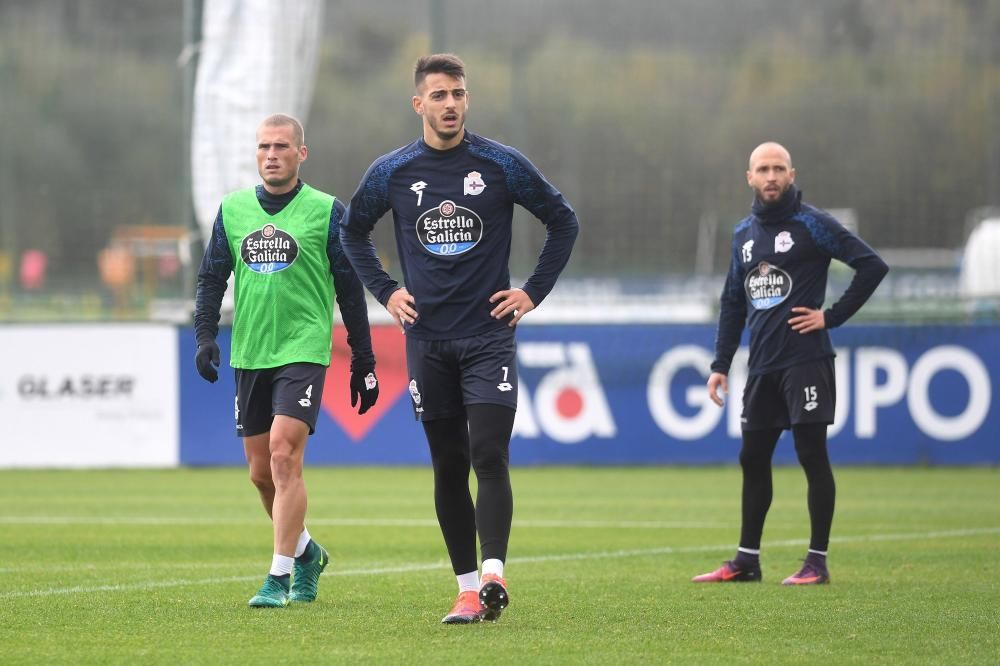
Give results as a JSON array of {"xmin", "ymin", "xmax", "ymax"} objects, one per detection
[
  {"xmin": 340, "ymin": 54, "xmax": 579, "ymax": 622},
  {"xmin": 693, "ymin": 142, "xmax": 888, "ymax": 585},
  {"xmin": 194, "ymin": 113, "xmax": 380, "ymax": 607}
]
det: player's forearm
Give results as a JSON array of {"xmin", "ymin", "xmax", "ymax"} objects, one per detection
[
  {"xmin": 193, "ymin": 213, "xmax": 231, "ymax": 345},
  {"xmin": 521, "ymin": 210, "xmax": 579, "ymax": 305},
  {"xmin": 711, "ymin": 280, "xmax": 746, "ymax": 373},
  {"xmin": 338, "ymin": 226, "xmax": 400, "ymax": 306},
  {"xmin": 824, "ymin": 254, "xmax": 889, "ymax": 328},
  {"xmin": 194, "ymin": 273, "xmax": 226, "ymax": 345},
  {"xmin": 334, "ymin": 284, "xmax": 375, "ymax": 372},
  {"xmin": 711, "ymin": 323, "xmax": 744, "ymax": 375},
  {"xmin": 342, "ymin": 313, "xmax": 375, "ymax": 372}
]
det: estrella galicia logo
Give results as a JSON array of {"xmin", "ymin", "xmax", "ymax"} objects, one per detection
[
  {"xmin": 744, "ymin": 260, "xmax": 792, "ymax": 310},
  {"xmin": 416, "ymin": 200, "xmax": 483, "ymax": 256},
  {"xmin": 240, "ymin": 224, "xmax": 299, "ymax": 273}
]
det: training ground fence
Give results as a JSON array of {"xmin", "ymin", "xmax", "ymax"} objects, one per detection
[{"xmin": 1, "ymin": 1, "xmax": 998, "ymax": 325}]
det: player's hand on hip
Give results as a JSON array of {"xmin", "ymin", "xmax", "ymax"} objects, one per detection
[
  {"xmin": 707, "ymin": 372, "xmax": 728, "ymax": 407},
  {"xmin": 195, "ymin": 340, "xmax": 220, "ymax": 383},
  {"xmin": 386, "ymin": 288, "xmax": 418, "ymax": 332},
  {"xmin": 489, "ymin": 288, "xmax": 535, "ymax": 327},
  {"xmin": 788, "ymin": 306, "xmax": 826, "ymax": 334},
  {"xmin": 350, "ymin": 368, "xmax": 379, "ymax": 415}
]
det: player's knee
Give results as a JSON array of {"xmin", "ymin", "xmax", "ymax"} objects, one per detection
[
  {"xmin": 432, "ymin": 452, "xmax": 470, "ymax": 481},
  {"xmin": 470, "ymin": 445, "xmax": 509, "ymax": 478},
  {"xmin": 248, "ymin": 464, "xmax": 274, "ymax": 492},
  {"xmin": 739, "ymin": 446, "xmax": 771, "ymax": 475},
  {"xmin": 250, "ymin": 473, "xmax": 275, "ymax": 495},
  {"xmin": 268, "ymin": 447, "xmax": 302, "ymax": 481},
  {"xmin": 792, "ymin": 424, "xmax": 829, "ymax": 462}
]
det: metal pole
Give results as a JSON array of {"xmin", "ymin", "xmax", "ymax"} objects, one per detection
[
  {"xmin": 430, "ymin": 0, "xmax": 445, "ymax": 53},
  {"xmin": 180, "ymin": 0, "xmax": 203, "ymax": 306}
]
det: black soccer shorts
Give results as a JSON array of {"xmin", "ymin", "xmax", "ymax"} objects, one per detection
[
  {"xmin": 234, "ymin": 362, "xmax": 328, "ymax": 437},
  {"xmin": 740, "ymin": 357, "xmax": 836, "ymax": 431},
  {"xmin": 405, "ymin": 326, "xmax": 518, "ymax": 421}
]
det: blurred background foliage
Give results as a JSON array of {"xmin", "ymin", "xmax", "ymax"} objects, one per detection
[{"xmin": 0, "ymin": 0, "xmax": 997, "ymax": 320}]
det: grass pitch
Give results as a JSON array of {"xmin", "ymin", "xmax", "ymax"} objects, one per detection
[{"xmin": 0, "ymin": 466, "xmax": 997, "ymax": 664}]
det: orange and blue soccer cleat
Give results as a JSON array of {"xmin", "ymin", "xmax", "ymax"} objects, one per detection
[
  {"xmin": 782, "ymin": 560, "xmax": 830, "ymax": 585},
  {"xmin": 478, "ymin": 573, "xmax": 509, "ymax": 622},
  {"xmin": 691, "ymin": 560, "xmax": 762, "ymax": 583},
  {"xmin": 441, "ymin": 590, "xmax": 486, "ymax": 624}
]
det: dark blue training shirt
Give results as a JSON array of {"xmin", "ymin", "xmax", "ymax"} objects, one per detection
[
  {"xmin": 712, "ymin": 185, "xmax": 888, "ymax": 376},
  {"xmin": 340, "ymin": 131, "xmax": 579, "ymax": 340},
  {"xmin": 193, "ymin": 180, "xmax": 375, "ymax": 371}
]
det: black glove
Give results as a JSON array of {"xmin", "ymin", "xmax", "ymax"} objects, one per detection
[
  {"xmin": 195, "ymin": 340, "xmax": 220, "ymax": 383},
  {"xmin": 350, "ymin": 369, "xmax": 379, "ymax": 415}
]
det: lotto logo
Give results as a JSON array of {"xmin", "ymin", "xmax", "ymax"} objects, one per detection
[{"xmin": 513, "ymin": 342, "xmax": 616, "ymax": 444}]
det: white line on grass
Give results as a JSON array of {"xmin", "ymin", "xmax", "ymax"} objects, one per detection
[
  {"xmin": 0, "ymin": 516, "xmax": 730, "ymax": 529},
  {"xmin": 1, "ymin": 527, "xmax": 996, "ymax": 600}
]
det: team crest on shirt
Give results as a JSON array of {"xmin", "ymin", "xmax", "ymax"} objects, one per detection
[
  {"xmin": 774, "ymin": 230, "xmax": 794, "ymax": 253},
  {"xmin": 744, "ymin": 260, "xmax": 793, "ymax": 310},
  {"xmin": 240, "ymin": 224, "xmax": 299, "ymax": 273},
  {"xmin": 463, "ymin": 171, "xmax": 486, "ymax": 196},
  {"xmin": 416, "ymin": 200, "xmax": 484, "ymax": 256}
]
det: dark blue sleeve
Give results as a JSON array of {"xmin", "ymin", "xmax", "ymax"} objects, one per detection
[
  {"xmin": 193, "ymin": 207, "xmax": 232, "ymax": 346},
  {"xmin": 504, "ymin": 147, "xmax": 579, "ymax": 305},
  {"xmin": 340, "ymin": 157, "xmax": 400, "ymax": 307},
  {"xmin": 806, "ymin": 214, "xmax": 889, "ymax": 329},
  {"xmin": 711, "ymin": 234, "xmax": 748, "ymax": 375},
  {"xmin": 328, "ymin": 198, "xmax": 375, "ymax": 372}
]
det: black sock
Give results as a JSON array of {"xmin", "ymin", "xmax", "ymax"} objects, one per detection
[
  {"xmin": 805, "ymin": 551, "xmax": 827, "ymax": 567},
  {"xmin": 734, "ymin": 551, "xmax": 760, "ymax": 570}
]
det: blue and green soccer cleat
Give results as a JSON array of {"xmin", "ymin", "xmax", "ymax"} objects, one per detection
[
  {"xmin": 289, "ymin": 541, "xmax": 329, "ymax": 603},
  {"xmin": 248, "ymin": 574, "xmax": 290, "ymax": 608}
]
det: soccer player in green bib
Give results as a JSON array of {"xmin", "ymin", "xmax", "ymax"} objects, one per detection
[{"xmin": 194, "ymin": 114, "xmax": 379, "ymax": 608}]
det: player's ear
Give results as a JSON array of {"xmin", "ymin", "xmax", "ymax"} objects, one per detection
[
  {"xmin": 789, "ymin": 167, "xmax": 795, "ymax": 183},
  {"xmin": 412, "ymin": 95, "xmax": 423, "ymax": 116},
  {"xmin": 299, "ymin": 144, "xmax": 308, "ymax": 163}
]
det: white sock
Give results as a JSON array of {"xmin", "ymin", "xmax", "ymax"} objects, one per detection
[
  {"xmin": 737, "ymin": 547, "xmax": 761, "ymax": 556},
  {"xmin": 456, "ymin": 571, "xmax": 479, "ymax": 593},
  {"xmin": 481, "ymin": 558, "xmax": 504, "ymax": 578},
  {"xmin": 270, "ymin": 554, "xmax": 294, "ymax": 577},
  {"xmin": 294, "ymin": 528, "xmax": 312, "ymax": 558},
  {"xmin": 808, "ymin": 549, "xmax": 828, "ymax": 557}
]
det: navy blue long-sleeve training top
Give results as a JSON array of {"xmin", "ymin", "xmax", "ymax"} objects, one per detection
[
  {"xmin": 339, "ymin": 131, "xmax": 579, "ymax": 340},
  {"xmin": 712, "ymin": 185, "xmax": 888, "ymax": 376},
  {"xmin": 193, "ymin": 180, "xmax": 375, "ymax": 371}
]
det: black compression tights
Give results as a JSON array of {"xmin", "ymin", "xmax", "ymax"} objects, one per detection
[
  {"xmin": 423, "ymin": 404, "xmax": 515, "ymax": 575},
  {"xmin": 738, "ymin": 423, "xmax": 836, "ymax": 553}
]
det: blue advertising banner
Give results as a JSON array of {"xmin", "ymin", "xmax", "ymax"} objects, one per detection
[{"xmin": 179, "ymin": 324, "xmax": 999, "ymax": 466}]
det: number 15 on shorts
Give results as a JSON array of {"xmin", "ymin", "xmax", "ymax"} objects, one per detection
[{"xmin": 803, "ymin": 385, "xmax": 818, "ymax": 412}]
